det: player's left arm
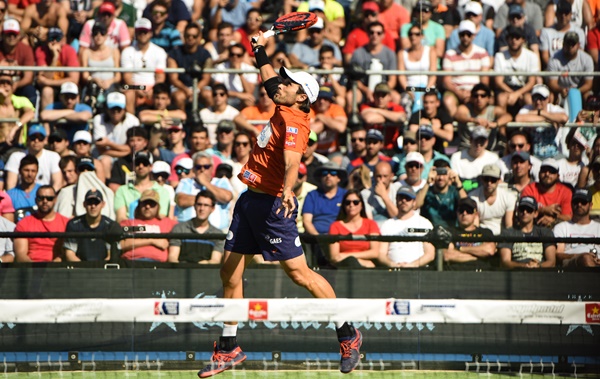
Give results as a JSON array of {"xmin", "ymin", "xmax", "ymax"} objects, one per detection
[{"xmin": 278, "ymin": 149, "xmax": 302, "ymax": 218}]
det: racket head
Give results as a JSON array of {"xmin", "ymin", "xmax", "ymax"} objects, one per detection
[{"xmin": 271, "ymin": 12, "xmax": 318, "ymax": 33}]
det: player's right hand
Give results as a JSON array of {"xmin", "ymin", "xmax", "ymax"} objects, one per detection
[
  {"xmin": 251, "ymin": 31, "xmax": 267, "ymax": 48},
  {"xmin": 277, "ymin": 189, "xmax": 296, "ymax": 218}
]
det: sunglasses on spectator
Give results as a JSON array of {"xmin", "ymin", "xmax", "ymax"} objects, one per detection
[
  {"xmin": 152, "ymin": 10, "xmax": 167, "ymax": 16},
  {"xmin": 518, "ymin": 206, "xmax": 534, "ymax": 214},
  {"xmin": 184, "ymin": 33, "xmax": 199, "ymax": 39},
  {"xmin": 85, "ymin": 199, "xmax": 102, "ymax": 206},
  {"xmin": 100, "ymin": 12, "xmax": 113, "ymax": 17},
  {"xmin": 135, "ymin": 29, "xmax": 151, "ymax": 34},
  {"xmin": 459, "ymin": 32, "xmax": 473, "ymax": 38},
  {"xmin": 482, "ymin": 176, "xmax": 498, "ymax": 183},
  {"xmin": 234, "ymin": 141, "xmax": 250, "ymax": 147},
  {"xmin": 154, "ymin": 172, "xmax": 169, "ymax": 180},
  {"xmin": 321, "ymin": 170, "xmax": 338, "ymax": 177},
  {"xmin": 36, "ymin": 196, "xmax": 55, "ymax": 202},
  {"xmin": 369, "ymin": 30, "xmax": 383, "ymax": 36},
  {"xmin": 474, "ymin": 93, "xmax": 489, "ymax": 98},
  {"xmin": 408, "ymin": 32, "xmax": 421, "ymax": 37},
  {"xmin": 344, "ymin": 199, "xmax": 361, "ymax": 206},
  {"xmin": 49, "ymin": 137, "xmax": 64, "ymax": 144},
  {"xmin": 572, "ymin": 199, "xmax": 589, "ymax": 206},
  {"xmin": 540, "ymin": 167, "xmax": 558, "ymax": 174},
  {"xmin": 364, "ymin": 11, "xmax": 377, "ymax": 17},
  {"xmin": 420, "ymin": 135, "xmax": 433, "ymax": 141},
  {"xmin": 532, "ymin": 95, "xmax": 547, "ymax": 102},
  {"xmin": 458, "ymin": 207, "xmax": 476, "ymax": 214},
  {"xmin": 510, "ymin": 14, "xmax": 524, "ymax": 19},
  {"xmin": 230, "ymin": 52, "xmax": 244, "ymax": 58},
  {"xmin": 366, "ymin": 139, "xmax": 381, "ymax": 145},
  {"xmin": 29, "ymin": 134, "xmax": 45, "ymax": 142},
  {"xmin": 404, "ymin": 139, "xmax": 417, "ymax": 145},
  {"xmin": 0, "ymin": 79, "xmax": 12, "ymax": 86},
  {"xmin": 195, "ymin": 164, "xmax": 212, "ymax": 171},
  {"xmin": 3, "ymin": 32, "xmax": 18, "ymax": 37},
  {"xmin": 509, "ymin": 143, "xmax": 525, "ymax": 149},
  {"xmin": 213, "ymin": 92, "xmax": 227, "ymax": 97},
  {"xmin": 175, "ymin": 167, "xmax": 190, "ymax": 175},
  {"xmin": 140, "ymin": 200, "xmax": 158, "ymax": 208},
  {"xmin": 406, "ymin": 163, "xmax": 422, "ymax": 169},
  {"xmin": 92, "ymin": 30, "xmax": 107, "ymax": 36},
  {"xmin": 135, "ymin": 160, "xmax": 151, "ymax": 167},
  {"xmin": 397, "ymin": 195, "xmax": 414, "ymax": 202},
  {"xmin": 351, "ymin": 137, "xmax": 365, "ymax": 143}
]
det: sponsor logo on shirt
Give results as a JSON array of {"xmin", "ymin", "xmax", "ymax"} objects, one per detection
[
  {"xmin": 286, "ymin": 127, "xmax": 298, "ymax": 134},
  {"xmin": 285, "ymin": 133, "xmax": 297, "ymax": 147},
  {"xmin": 243, "ymin": 170, "xmax": 257, "ymax": 183},
  {"xmin": 248, "ymin": 301, "xmax": 268, "ymax": 320}
]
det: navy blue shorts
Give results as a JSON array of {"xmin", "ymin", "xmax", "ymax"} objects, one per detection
[{"xmin": 225, "ymin": 190, "xmax": 304, "ymax": 261}]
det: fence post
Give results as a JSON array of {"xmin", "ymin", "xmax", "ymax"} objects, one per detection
[{"xmin": 436, "ymin": 248, "xmax": 444, "ymax": 272}]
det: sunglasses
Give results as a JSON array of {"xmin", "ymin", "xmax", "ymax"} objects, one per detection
[
  {"xmin": 351, "ymin": 137, "xmax": 365, "ymax": 143},
  {"xmin": 509, "ymin": 143, "xmax": 525, "ymax": 149},
  {"xmin": 195, "ymin": 164, "xmax": 212, "ymax": 171},
  {"xmin": 364, "ymin": 11, "xmax": 377, "ymax": 17},
  {"xmin": 572, "ymin": 200, "xmax": 589, "ymax": 206},
  {"xmin": 397, "ymin": 195, "xmax": 414, "ymax": 202},
  {"xmin": 74, "ymin": 140, "xmax": 90, "ymax": 145},
  {"xmin": 176, "ymin": 167, "xmax": 190, "ymax": 175},
  {"xmin": 518, "ymin": 206, "xmax": 534, "ymax": 214},
  {"xmin": 135, "ymin": 160, "xmax": 151, "ymax": 167},
  {"xmin": 366, "ymin": 139, "xmax": 381, "ymax": 145},
  {"xmin": 344, "ymin": 199, "xmax": 361, "ymax": 206},
  {"xmin": 482, "ymin": 176, "xmax": 498, "ymax": 183},
  {"xmin": 49, "ymin": 137, "xmax": 64, "ymax": 143},
  {"xmin": 154, "ymin": 172, "xmax": 169, "ymax": 179},
  {"xmin": 474, "ymin": 93, "xmax": 489, "ymax": 98},
  {"xmin": 532, "ymin": 95, "xmax": 547, "ymax": 102},
  {"xmin": 109, "ymin": 106, "xmax": 124, "ymax": 112},
  {"xmin": 85, "ymin": 199, "xmax": 102, "ymax": 206},
  {"xmin": 406, "ymin": 163, "xmax": 422, "ymax": 169},
  {"xmin": 321, "ymin": 170, "xmax": 338, "ymax": 177},
  {"xmin": 230, "ymin": 53, "xmax": 244, "ymax": 58},
  {"xmin": 420, "ymin": 135, "xmax": 433, "ymax": 140},
  {"xmin": 140, "ymin": 200, "xmax": 158, "ymax": 208},
  {"xmin": 404, "ymin": 139, "xmax": 417, "ymax": 145},
  {"xmin": 459, "ymin": 32, "xmax": 473, "ymax": 38},
  {"xmin": 62, "ymin": 94, "xmax": 77, "ymax": 100},
  {"xmin": 184, "ymin": 34, "xmax": 199, "ymax": 39},
  {"xmin": 458, "ymin": 207, "xmax": 476, "ymax": 214},
  {"xmin": 135, "ymin": 29, "xmax": 151, "ymax": 34},
  {"xmin": 36, "ymin": 196, "xmax": 55, "ymax": 202},
  {"xmin": 100, "ymin": 12, "xmax": 113, "ymax": 17},
  {"xmin": 152, "ymin": 10, "xmax": 167, "ymax": 15},
  {"xmin": 408, "ymin": 32, "xmax": 421, "ymax": 37},
  {"xmin": 234, "ymin": 141, "xmax": 250, "ymax": 147},
  {"xmin": 0, "ymin": 79, "xmax": 13, "ymax": 86},
  {"xmin": 213, "ymin": 92, "xmax": 227, "ymax": 97},
  {"xmin": 540, "ymin": 168, "xmax": 558, "ymax": 174},
  {"xmin": 510, "ymin": 14, "xmax": 524, "ymax": 19},
  {"xmin": 168, "ymin": 128, "xmax": 182, "ymax": 134},
  {"xmin": 92, "ymin": 29, "xmax": 107, "ymax": 36},
  {"xmin": 29, "ymin": 134, "xmax": 45, "ymax": 142},
  {"xmin": 2, "ymin": 32, "xmax": 18, "ymax": 37},
  {"xmin": 369, "ymin": 30, "xmax": 383, "ymax": 36},
  {"xmin": 218, "ymin": 129, "xmax": 233, "ymax": 134}
]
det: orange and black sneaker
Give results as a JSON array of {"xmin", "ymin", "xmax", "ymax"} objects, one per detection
[
  {"xmin": 339, "ymin": 328, "xmax": 362, "ymax": 374},
  {"xmin": 197, "ymin": 342, "xmax": 247, "ymax": 378}
]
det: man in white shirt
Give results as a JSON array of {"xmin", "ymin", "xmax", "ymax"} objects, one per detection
[
  {"xmin": 378, "ymin": 186, "xmax": 434, "ymax": 267},
  {"xmin": 212, "ymin": 43, "xmax": 258, "ymax": 110},
  {"xmin": 199, "ymin": 84, "xmax": 240, "ymax": 145},
  {"xmin": 450, "ymin": 126, "xmax": 499, "ymax": 183}
]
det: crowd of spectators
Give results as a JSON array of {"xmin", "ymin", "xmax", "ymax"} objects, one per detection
[{"xmin": 0, "ymin": 0, "xmax": 599, "ymax": 270}]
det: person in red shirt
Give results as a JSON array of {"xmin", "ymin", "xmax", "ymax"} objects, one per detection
[
  {"xmin": 0, "ymin": 19, "xmax": 36, "ymax": 104},
  {"xmin": 378, "ymin": 0, "xmax": 410, "ymax": 47},
  {"xmin": 198, "ymin": 31, "xmax": 363, "ymax": 379},
  {"xmin": 342, "ymin": 1, "xmax": 396, "ymax": 62},
  {"xmin": 521, "ymin": 158, "xmax": 573, "ymax": 227},
  {"xmin": 14, "ymin": 185, "xmax": 69, "ymax": 262}
]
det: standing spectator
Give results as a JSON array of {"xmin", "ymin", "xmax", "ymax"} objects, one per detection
[
  {"xmin": 521, "ymin": 158, "xmax": 573, "ymax": 226},
  {"xmin": 497, "ymin": 4, "xmax": 540, "ymax": 56},
  {"xmin": 40, "ymin": 81, "xmax": 93, "ymax": 143},
  {"xmin": 343, "ymin": 2, "xmax": 396, "ymax": 63},
  {"xmin": 6, "ymin": 154, "xmax": 40, "ymax": 222},
  {"xmin": 142, "ymin": 0, "xmax": 190, "ymax": 35},
  {"xmin": 407, "ymin": 90, "xmax": 453, "ymax": 153},
  {"xmin": 361, "ymin": 161, "xmax": 400, "ymax": 227},
  {"xmin": 0, "ymin": 69, "xmax": 35, "ymax": 147},
  {"xmin": 199, "ymin": 84, "xmax": 240, "ymax": 145},
  {"xmin": 35, "ymin": 28, "xmax": 80, "ymax": 112},
  {"xmin": 400, "ymin": 0, "xmax": 446, "ymax": 59},
  {"xmin": 78, "ymin": 2, "xmax": 131, "ymax": 52},
  {"xmin": 446, "ymin": 1, "xmax": 495, "ymax": 58},
  {"xmin": 148, "ymin": 0, "xmax": 182, "ymax": 54},
  {"xmin": 0, "ymin": 19, "xmax": 36, "ymax": 105},
  {"xmin": 450, "ymin": 126, "xmax": 499, "ymax": 183},
  {"xmin": 443, "ymin": 197, "xmax": 496, "ymax": 270},
  {"xmin": 540, "ymin": 1, "xmax": 586, "ymax": 67},
  {"xmin": 442, "ymin": 20, "xmax": 491, "ymax": 117},
  {"xmin": 359, "ymin": 83, "xmax": 406, "ymax": 151},
  {"xmin": 212, "ymin": 43, "xmax": 257, "ymax": 110},
  {"xmin": 168, "ymin": 190, "xmax": 225, "ymax": 264},
  {"xmin": 4, "ymin": 124, "xmax": 62, "ymax": 191},
  {"xmin": 14, "ymin": 185, "xmax": 69, "ymax": 262},
  {"xmin": 289, "ymin": 17, "xmax": 342, "ymax": 69},
  {"xmin": 64, "ymin": 189, "xmax": 121, "ymax": 261},
  {"xmin": 79, "ymin": 22, "xmax": 122, "ymax": 96},
  {"xmin": 329, "ymin": 189, "xmax": 381, "ymax": 268},
  {"xmin": 469, "ymin": 164, "xmax": 517, "ymax": 235},
  {"xmin": 378, "ymin": 0, "xmax": 411, "ymax": 47},
  {"xmin": 310, "ymin": 86, "xmax": 347, "ymax": 155},
  {"xmin": 499, "ymin": 196, "xmax": 557, "ymax": 269},
  {"xmin": 553, "ymin": 188, "xmax": 600, "ymax": 267},
  {"xmin": 119, "ymin": 189, "xmax": 177, "ymax": 262},
  {"xmin": 121, "ymin": 18, "xmax": 167, "ymax": 114},
  {"xmin": 378, "ymin": 186, "xmax": 435, "ymax": 267}
]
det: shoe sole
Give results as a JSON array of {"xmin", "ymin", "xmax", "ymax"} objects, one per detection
[
  {"xmin": 197, "ymin": 354, "xmax": 247, "ymax": 378},
  {"xmin": 340, "ymin": 330, "xmax": 363, "ymax": 374}
]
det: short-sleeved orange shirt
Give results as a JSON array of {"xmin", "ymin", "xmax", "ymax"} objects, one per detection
[
  {"xmin": 239, "ymin": 105, "xmax": 310, "ymax": 196},
  {"xmin": 309, "ymin": 102, "xmax": 347, "ymax": 154},
  {"xmin": 240, "ymin": 106, "xmax": 274, "ymax": 131}
]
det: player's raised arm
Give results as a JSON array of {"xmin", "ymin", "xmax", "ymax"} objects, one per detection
[{"xmin": 252, "ymin": 32, "xmax": 278, "ymax": 83}]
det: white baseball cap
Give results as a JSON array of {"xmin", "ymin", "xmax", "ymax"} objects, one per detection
[
  {"xmin": 458, "ymin": 20, "xmax": 477, "ymax": 34},
  {"xmin": 464, "ymin": 1, "xmax": 483, "ymax": 15},
  {"xmin": 134, "ymin": 18, "xmax": 152, "ymax": 30},
  {"xmin": 152, "ymin": 160, "xmax": 171, "ymax": 175},
  {"xmin": 60, "ymin": 82, "xmax": 79, "ymax": 95},
  {"xmin": 309, "ymin": 17, "xmax": 324, "ymax": 30},
  {"xmin": 280, "ymin": 67, "xmax": 320, "ymax": 104},
  {"xmin": 3, "ymin": 19, "xmax": 20, "ymax": 33},
  {"xmin": 106, "ymin": 92, "xmax": 126, "ymax": 109},
  {"xmin": 406, "ymin": 151, "xmax": 425, "ymax": 166},
  {"xmin": 176, "ymin": 157, "xmax": 194, "ymax": 170},
  {"xmin": 73, "ymin": 130, "xmax": 92, "ymax": 144},
  {"xmin": 532, "ymin": 84, "xmax": 550, "ymax": 99}
]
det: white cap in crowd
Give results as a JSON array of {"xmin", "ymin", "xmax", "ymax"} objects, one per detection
[
  {"xmin": 60, "ymin": 82, "xmax": 79, "ymax": 95},
  {"xmin": 73, "ymin": 130, "xmax": 92, "ymax": 144},
  {"xmin": 106, "ymin": 92, "xmax": 126, "ymax": 109},
  {"xmin": 464, "ymin": 1, "xmax": 483, "ymax": 15},
  {"xmin": 152, "ymin": 161, "xmax": 171, "ymax": 175},
  {"xmin": 3, "ymin": 19, "xmax": 20, "ymax": 33},
  {"xmin": 458, "ymin": 20, "xmax": 477, "ymax": 34},
  {"xmin": 176, "ymin": 157, "xmax": 194, "ymax": 170}
]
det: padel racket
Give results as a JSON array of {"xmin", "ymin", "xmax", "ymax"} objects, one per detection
[{"xmin": 251, "ymin": 12, "xmax": 317, "ymax": 43}]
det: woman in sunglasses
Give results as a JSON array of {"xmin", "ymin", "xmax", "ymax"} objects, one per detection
[
  {"xmin": 328, "ymin": 190, "xmax": 380, "ymax": 268},
  {"xmin": 80, "ymin": 22, "xmax": 121, "ymax": 95}
]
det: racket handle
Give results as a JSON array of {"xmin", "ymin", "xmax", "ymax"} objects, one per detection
[{"xmin": 251, "ymin": 29, "xmax": 276, "ymax": 44}]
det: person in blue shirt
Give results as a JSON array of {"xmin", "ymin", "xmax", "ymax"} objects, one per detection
[
  {"xmin": 149, "ymin": 0, "xmax": 182, "ymax": 54},
  {"xmin": 143, "ymin": 0, "xmax": 191, "ymax": 35},
  {"xmin": 6, "ymin": 154, "xmax": 41, "ymax": 222},
  {"xmin": 446, "ymin": 1, "xmax": 496, "ymax": 57}
]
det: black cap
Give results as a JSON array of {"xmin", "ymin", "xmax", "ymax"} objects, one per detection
[
  {"xmin": 216, "ymin": 119, "xmax": 235, "ymax": 132},
  {"xmin": 84, "ymin": 189, "xmax": 104, "ymax": 202},
  {"xmin": 92, "ymin": 22, "xmax": 108, "ymax": 35},
  {"xmin": 556, "ymin": 0, "xmax": 572, "ymax": 14},
  {"xmin": 215, "ymin": 163, "xmax": 233, "ymax": 179},
  {"xmin": 134, "ymin": 150, "xmax": 154, "ymax": 165},
  {"xmin": 518, "ymin": 196, "xmax": 538, "ymax": 211},
  {"xmin": 457, "ymin": 197, "xmax": 477, "ymax": 212},
  {"xmin": 564, "ymin": 31, "xmax": 579, "ymax": 45},
  {"xmin": 414, "ymin": 0, "xmax": 432, "ymax": 12},
  {"xmin": 77, "ymin": 157, "xmax": 95, "ymax": 170},
  {"xmin": 572, "ymin": 189, "xmax": 592, "ymax": 202},
  {"xmin": 507, "ymin": 25, "xmax": 525, "ymax": 38},
  {"xmin": 49, "ymin": 128, "xmax": 68, "ymax": 142}
]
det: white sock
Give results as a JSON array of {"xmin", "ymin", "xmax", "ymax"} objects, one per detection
[
  {"xmin": 222, "ymin": 324, "xmax": 238, "ymax": 337},
  {"xmin": 335, "ymin": 321, "xmax": 344, "ymax": 329}
]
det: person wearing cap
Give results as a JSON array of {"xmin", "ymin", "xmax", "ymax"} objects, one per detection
[
  {"xmin": 34, "ymin": 27, "xmax": 79, "ymax": 112},
  {"xmin": 168, "ymin": 190, "xmax": 225, "ymax": 264},
  {"xmin": 400, "ymin": 0, "xmax": 446, "ymax": 59},
  {"xmin": 377, "ymin": 0, "xmax": 410, "ymax": 46},
  {"xmin": 347, "ymin": 128, "xmax": 395, "ymax": 175},
  {"xmin": 497, "ymin": 4, "xmax": 540, "ymax": 56},
  {"xmin": 14, "ymin": 185, "xmax": 69, "ymax": 262},
  {"xmin": 295, "ymin": 0, "xmax": 346, "ymax": 44},
  {"xmin": 493, "ymin": 0, "xmax": 544, "ymax": 38},
  {"xmin": 498, "ymin": 130, "xmax": 541, "ymax": 184},
  {"xmin": 138, "ymin": 82, "xmax": 187, "ymax": 128},
  {"xmin": 152, "ymin": 120, "xmax": 187, "ymax": 168},
  {"xmin": 205, "ymin": 119, "xmax": 236, "ymax": 163},
  {"xmin": 396, "ymin": 124, "xmax": 451, "ymax": 180},
  {"xmin": 450, "ymin": 126, "xmax": 500, "ymax": 184},
  {"xmin": 553, "ymin": 189, "xmax": 600, "ymax": 267},
  {"xmin": 64, "ymin": 189, "xmax": 120, "ymax": 261},
  {"xmin": 212, "ymin": 42, "xmax": 258, "ymax": 110},
  {"xmin": 360, "ymin": 161, "xmax": 401, "ymax": 227},
  {"xmin": 174, "ymin": 157, "xmax": 194, "ymax": 182},
  {"xmin": 119, "ymin": 189, "xmax": 177, "ymax": 262},
  {"xmin": 114, "ymin": 149, "xmax": 171, "ymax": 222},
  {"xmin": 540, "ymin": 1, "xmax": 586, "ymax": 67},
  {"xmin": 289, "ymin": 17, "xmax": 342, "ymax": 69},
  {"xmin": 107, "ymin": 126, "xmax": 151, "ymax": 191},
  {"xmin": 498, "ymin": 196, "xmax": 557, "ymax": 269},
  {"xmin": 121, "ymin": 17, "xmax": 167, "ymax": 114},
  {"xmin": 521, "ymin": 158, "xmax": 573, "ymax": 227},
  {"xmin": 468, "ymin": 163, "xmax": 517, "ymax": 235},
  {"xmin": 0, "ymin": 69, "xmax": 35, "ymax": 146},
  {"xmin": 0, "ymin": 19, "xmax": 36, "ymax": 105},
  {"xmin": 443, "ymin": 197, "xmax": 496, "ymax": 270},
  {"xmin": 359, "ymin": 82, "xmax": 406, "ymax": 151},
  {"xmin": 447, "ymin": 1, "xmax": 495, "ymax": 57},
  {"xmin": 199, "ymin": 84, "xmax": 241, "ymax": 145},
  {"xmin": 407, "ymin": 90, "xmax": 453, "ymax": 153},
  {"xmin": 48, "ymin": 128, "xmax": 72, "ymax": 157},
  {"xmin": 71, "ymin": 130, "xmax": 106, "ymax": 183},
  {"xmin": 40, "ymin": 81, "xmax": 93, "ymax": 144},
  {"xmin": 515, "ymin": 84, "xmax": 568, "ymax": 160},
  {"xmin": 556, "ymin": 135, "xmax": 586, "ymax": 188},
  {"xmin": 493, "ymin": 24, "xmax": 540, "ymax": 111},
  {"xmin": 6, "ymin": 154, "xmax": 41, "ymax": 222},
  {"xmin": 4, "ymin": 124, "xmax": 62, "ymax": 192},
  {"xmin": 78, "ymin": 1, "xmax": 131, "ymax": 52},
  {"xmin": 152, "ymin": 159, "xmax": 175, "ymax": 210},
  {"xmin": 399, "ymin": 151, "xmax": 428, "ymax": 192},
  {"xmin": 90, "ymin": 0, "xmax": 138, "ymax": 37},
  {"xmin": 506, "ymin": 150, "xmax": 535, "ymax": 193},
  {"xmin": 442, "ymin": 19, "xmax": 491, "ymax": 118},
  {"xmin": 378, "ymin": 185, "xmax": 435, "ymax": 267},
  {"xmin": 547, "ymin": 31, "xmax": 594, "ymax": 102},
  {"xmin": 343, "ymin": 1, "xmax": 396, "ymax": 62},
  {"xmin": 309, "ymin": 85, "xmax": 347, "ymax": 155}
]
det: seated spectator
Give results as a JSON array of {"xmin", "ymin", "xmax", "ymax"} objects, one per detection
[
  {"xmin": 455, "ymin": 84, "xmax": 512, "ymax": 153},
  {"xmin": 153, "ymin": 121, "xmax": 187, "ymax": 166},
  {"xmin": 151, "ymin": 160, "xmax": 175, "ymax": 215},
  {"xmin": 443, "ymin": 197, "xmax": 497, "ymax": 270},
  {"xmin": 521, "ymin": 158, "xmax": 573, "ymax": 227},
  {"xmin": 310, "ymin": 86, "xmax": 347, "ymax": 155},
  {"xmin": 295, "ymin": 0, "xmax": 345, "ymax": 44},
  {"xmin": 119, "ymin": 189, "xmax": 177, "ymax": 262},
  {"xmin": 359, "ymin": 83, "xmax": 406, "ymax": 151},
  {"xmin": 168, "ymin": 190, "xmax": 224, "ymax": 263},
  {"xmin": 0, "ymin": 190, "xmax": 15, "ymax": 221},
  {"xmin": 121, "ymin": 18, "xmax": 167, "ymax": 114},
  {"xmin": 0, "ymin": 215, "xmax": 15, "ymax": 263},
  {"xmin": 64, "ymin": 189, "xmax": 121, "ymax": 261},
  {"xmin": 206, "ymin": 120, "xmax": 235, "ymax": 164},
  {"xmin": 540, "ymin": 1, "xmax": 586, "ymax": 68},
  {"xmin": 361, "ymin": 161, "xmax": 400, "ymax": 227},
  {"xmin": 493, "ymin": 25, "xmax": 540, "ymax": 113},
  {"xmin": 431, "ymin": 0, "xmax": 461, "ymax": 37},
  {"xmin": 0, "ymin": 69, "xmax": 35, "ymax": 147},
  {"xmin": 21, "ymin": 0, "xmax": 68, "ymax": 46},
  {"xmin": 442, "ymin": 20, "xmax": 491, "ymax": 117},
  {"xmin": 0, "ymin": 19, "xmax": 36, "ymax": 106},
  {"xmin": 347, "ymin": 126, "xmax": 367, "ymax": 163},
  {"xmin": 515, "ymin": 84, "xmax": 568, "ymax": 160},
  {"xmin": 58, "ymin": 155, "xmax": 78, "ymax": 188},
  {"xmin": 14, "ymin": 185, "xmax": 69, "ymax": 262},
  {"xmin": 407, "ymin": 90, "xmax": 452, "ymax": 153},
  {"xmin": 289, "ymin": 17, "xmax": 342, "ymax": 69},
  {"xmin": 199, "ymin": 84, "xmax": 240, "ymax": 145},
  {"xmin": 494, "ymin": 0, "xmax": 544, "ymax": 39},
  {"xmin": 5, "ymin": 124, "xmax": 62, "ymax": 192},
  {"xmin": 378, "ymin": 0, "xmax": 410, "ymax": 48},
  {"xmin": 342, "ymin": 2, "xmax": 395, "ymax": 63},
  {"xmin": 311, "ymin": 45, "xmax": 347, "ymax": 108},
  {"xmin": 40, "ymin": 82, "xmax": 93, "ymax": 144},
  {"xmin": 450, "ymin": 126, "xmax": 499, "ymax": 185},
  {"xmin": 328, "ymin": 189, "xmax": 380, "ymax": 268},
  {"xmin": 142, "ymin": 0, "xmax": 190, "ymax": 35},
  {"xmin": 396, "ymin": 125, "xmax": 450, "ymax": 180},
  {"xmin": 72, "ymin": 131, "xmax": 106, "ymax": 183},
  {"xmin": 293, "ymin": 163, "xmax": 317, "ymax": 234},
  {"xmin": 399, "ymin": 151, "xmax": 428, "ymax": 192},
  {"xmin": 79, "ymin": 22, "xmax": 122, "ymax": 98},
  {"xmin": 347, "ymin": 165, "xmax": 372, "ymax": 192},
  {"xmin": 148, "ymin": 0, "xmax": 181, "ymax": 54},
  {"xmin": 212, "ymin": 43, "xmax": 257, "ymax": 110},
  {"xmin": 233, "ymin": 8, "xmax": 275, "ymax": 60},
  {"xmin": 469, "ymin": 164, "xmax": 517, "ymax": 235},
  {"xmin": 174, "ymin": 151, "xmax": 234, "ymax": 228},
  {"xmin": 138, "ymin": 82, "xmax": 187, "ymax": 128},
  {"xmin": 167, "ymin": 22, "xmax": 212, "ymax": 111},
  {"xmin": 446, "ymin": 2, "xmax": 495, "ymax": 58},
  {"xmin": 6, "ymin": 154, "xmax": 40, "ymax": 222},
  {"xmin": 545, "ymin": 0, "xmax": 594, "ymax": 30},
  {"xmin": 578, "ymin": 134, "xmax": 600, "ymax": 189},
  {"xmin": 237, "ymin": 83, "xmax": 272, "ymax": 135},
  {"xmin": 108, "ymin": 126, "xmax": 150, "ymax": 192},
  {"xmin": 78, "ymin": 2, "xmax": 131, "ymax": 52},
  {"xmin": 416, "ymin": 160, "xmax": 467, "ymax": 228},
  {"xmin": 399, "ymin": 0, "xmax": 445, "ymax": 59},
  {"xmin": 347, "ymin": 129, "xmax": 393, "ymax": 175},
  {"xmin": 499, "ymin": 196, "xmax": 557, "ymax": 269},
  {"xmin": 553, "ymin": 189, "xmax": 600, "ymax": 267},
  {"xmin": 390, "ymin": 131, "xmax": 418, "ymax": 176},
  {"xmin": 204, "ymin": 21, "xmax": 234, "ymax": 65},
  {"xmin": 173, "ymin": 157, "xmax": 194, "ymax": 186},
  {"xmin": 506, "ymin": 151, "xmax": 536, "ymax": 194},
  {"xmin": 498, "ymin": 130, "xmax": 542, "ymax": 182},
  {"xmin": 497, "ymin": 4, "xmax": 540, "ymax": 56},
  {"xmin": 35, "ymin": 28, "xmax": 80, "ymax": 112},
  {"xmin": 115, "ymin": 150, "xmax": 171, "ymax": 221},
  {"xmin": 557, "ymin": 135, "xmax": 586, "ymax": 188},
  {"xmin": 302, "ymin": 130, "xmax": 327, "ymax": 186},
  {"xmin": 378, "ymin": 186, "xmax": 435, "ymax": 267}
]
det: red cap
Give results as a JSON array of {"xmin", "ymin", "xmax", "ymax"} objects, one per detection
[
  {"xmin": 99, "ymin": 2, "xmax": 115, "ymax": 14},
  {"xmin": 362, "ymin": 1, "xmax": 379, "ymax": 12},
  {"xmin": 299, "ymin": 163, "xmax": 307, "ymax": 176}
]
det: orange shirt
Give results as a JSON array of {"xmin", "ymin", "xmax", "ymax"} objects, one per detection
[
  {"xmin": 379, "ymin": 3, "xmax": 410, "ymax": 42},
  {"xmin": 309, "ymin": 102, "xmax": 347, "ymax": 154},
  {"xmin": 239, "ymin": 105, "xmax": 310, "ymax": 196},
  {"xmin": 240, "ymin": 105, "xmax": 275, "ymax": 131}
]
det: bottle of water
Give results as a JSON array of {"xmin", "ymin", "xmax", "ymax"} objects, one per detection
[
  {"xmin": 368, "ymin": 58, "xmax": 383, "ymax": 92},
  {"xmin": 97, "ymin": 89, "xmax": 106, "ymax": 106}
]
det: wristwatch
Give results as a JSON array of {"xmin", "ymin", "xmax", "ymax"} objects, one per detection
[
  {"xmin": 537, "ymin": 109, "xmax": 541, "ymax": 116},
  {"xmin": 15, "ymin": 121, "xmax": 22, "ymax": 129}
]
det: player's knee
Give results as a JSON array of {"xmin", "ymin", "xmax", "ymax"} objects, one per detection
[{"xmin": 220, "ymin": 266, "xmax": 241, "ymax": 287}]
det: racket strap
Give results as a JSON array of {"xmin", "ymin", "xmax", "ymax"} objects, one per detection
[{"xmin": 254, "ymin": 45, "xmax": 269, "ymax": 69}]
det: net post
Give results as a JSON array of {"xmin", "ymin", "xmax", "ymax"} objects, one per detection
[{"xmin": 436, "ymin": 248, "xmax": 444, "ymax": 272}]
